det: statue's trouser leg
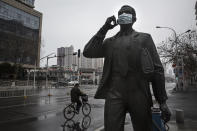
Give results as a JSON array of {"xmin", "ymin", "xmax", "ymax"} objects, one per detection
[
  {"xmin": 104, "ymin": 98, "xmax": 126, "ymax": 131},
  {"xmin": 127, "ymin": 91, "xmax": 152, "ymax": 131},
  {"xmin": 104, "ymin": 96, "xmax": 152, "ymax": 131},
  {"xmin": 104, "ymin": 76, "xmax": 152, "ymax": 131}
]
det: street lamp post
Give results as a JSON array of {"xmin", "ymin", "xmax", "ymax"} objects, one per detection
[
  {"xmin": 181, "ymin": 56, "xmax": 185, "ymax": 90},
  {"xmin": 77, "ymin": 49, "xmax": 81, "ymax": 84},
  {"xmin": 46, "ymin": 55, "xmax": 56, "ymax": 96},
  {"xmin": 33, "ymin": 53, "xmax": 55, "ymax": 89},
  {"xmin": 33, "ymin": 61, "xmax": 36, "ymax": 89},
  {"xmin": 156, "ymin": 26, "xmax": 191, "ymax": 91}
]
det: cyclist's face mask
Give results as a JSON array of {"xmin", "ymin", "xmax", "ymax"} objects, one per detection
[{"xmin": 117, "ymin": 13, "xmax": 133, "ymax": 25}]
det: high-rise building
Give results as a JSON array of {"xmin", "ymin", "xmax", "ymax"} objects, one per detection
[
  {"xmin": 0, "ymin": 0, "xmax": 42, "ymax": 67},
  {"xmin": 16, "ymin": 0, "xmax": 35, "ymax": 8},
  {"xmin": 92, "ymin": 58, "xmax": 103, "ymax": 69},
  {"xmin": 57, "ymin": 47, "xmax": 65, "ymax": 67},
  {"xmin": 57, "ymin": 46, "xmax": 74, "ymax": 70},
  {"xmin": 72, "ymin": 55, "xmax": 78, "ymax": 71},
  {"xmin": 57, "ymin": 46, "xmax": 104, "ymax": 71},
  {"xmin": 80, "ymin": 53, "xmax": 92, "ymax": 69},
  {"xmin": 80, "ymin": 52, "xmax": 103, "ymax": 70}
]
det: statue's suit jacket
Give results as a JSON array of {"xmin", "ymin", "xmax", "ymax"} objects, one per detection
[{"xmin": 83, "ymin": 30, "xmax": 167, "ymax": 106}]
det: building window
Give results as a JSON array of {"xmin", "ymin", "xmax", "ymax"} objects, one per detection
[
  {"xmin": 34, "ymin": 20, "xmax": 38, "ymax": 27},
  {"xmin": 26, "ymin": 17, "xmax": 30, "ymax": 23},
  {"xmin": 0, "ymin": 1, "xmax": 39, "ymax": 29},
  {"xmin": 2, "ymin": 7, "xmax": 8, "ymax": 16},
  {"xmin": 17, "ymin": 13, "xmax": 21, "ymax": 20}
]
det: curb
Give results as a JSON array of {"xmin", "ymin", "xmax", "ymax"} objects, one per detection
[{"xmin": 95, "ymin": 126, "xmax": 104, "ymax": 131}]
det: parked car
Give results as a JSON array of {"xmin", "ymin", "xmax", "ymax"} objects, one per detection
[
  {"xmin": 51, "ymin": 81, "xmax": 68, "ymax": 88},
  {"xmin": 68, "ymin": 81, "xmax": 79, "ymax": 86},
  {"xmin": 81, "ymin": 79, "xmax": 93, "ymax": 85}
]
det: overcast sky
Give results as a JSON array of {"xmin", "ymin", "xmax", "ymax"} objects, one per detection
[{"xmin": 35, "ymin": 0, "xmax": 197, "ymax": 66}]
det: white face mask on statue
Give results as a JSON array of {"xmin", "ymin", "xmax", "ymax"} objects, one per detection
[{"xmin": 117, "ymin": 13, "xmax": 133, "ymax": 25}]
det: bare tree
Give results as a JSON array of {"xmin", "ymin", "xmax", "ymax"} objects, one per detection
[{"xmin": 157, "ymin": 30, "xmax": 197, "ymax": 81}]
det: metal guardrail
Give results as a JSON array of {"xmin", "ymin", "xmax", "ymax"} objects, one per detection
[
  {"xmin": 0, "ymin": 88, "xmax": 40, "ymax": 98},
  {"xmin": 0, "ymin": 80, "xmax": 96, "ymax": 98},
  {"xmin": 0, "ymin": 81, "xmax": 12, "ymax": 87},
  {"xmin": 0, "ymin": 85, "xmax": 69, "ymax": 98},
  {"xmin": 0, "ymin": 80, "xmax": 49, "ymax": 87}
]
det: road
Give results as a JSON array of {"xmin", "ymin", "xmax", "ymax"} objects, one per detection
[
  {"xmin": 0, "ymin": 83, "xmax": 176, "ymax": 131},
  {"xmin": 0, "ymin": 85, "xmax": 105, "ymax": 131}
]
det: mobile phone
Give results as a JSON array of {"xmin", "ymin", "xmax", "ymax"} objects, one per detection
[{"xmin": 111, "ymin": 16, "xmax": 117, "ymax": 26}]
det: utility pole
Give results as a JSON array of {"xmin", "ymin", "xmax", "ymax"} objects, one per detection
[
  {"xmin": 77, "ymin": 49, "xmax": 81, "ymax": 84},
  {"xmin": 46, "ymin": 56, "xmax": 49, "ymax": 89},
  {"xmin": 33, "ymin": 61, "xmax": 36, "ymax": 89},
  {"xmin": 182, "ymin": 56, "xmax": 185, "ymax": 90},
  {"xmin": 46, "ymin": 55, "xmax": 57, "ymax": 96},
  {"xmin": 33, "ymin": 53, "xmax": 55, "ymax": 89}
]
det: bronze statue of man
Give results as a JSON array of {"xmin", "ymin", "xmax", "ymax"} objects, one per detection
[{"xmin": 83, "ymin": 5, "xmax": 171, "ymax": 131}]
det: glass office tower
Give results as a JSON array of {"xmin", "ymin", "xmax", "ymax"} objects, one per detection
[{"xmin": 0, "ymin": 0, "xmax": 42, "ymax": 67}]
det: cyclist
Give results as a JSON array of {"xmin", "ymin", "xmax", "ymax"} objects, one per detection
[{"xmin": 70, "ymin": 83, "xmax": 87, "ymax": 114}]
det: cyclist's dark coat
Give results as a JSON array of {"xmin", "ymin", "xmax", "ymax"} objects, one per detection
[{"xmin": 71, "ymin": 86, "xmax": 84, "ymax": 102}]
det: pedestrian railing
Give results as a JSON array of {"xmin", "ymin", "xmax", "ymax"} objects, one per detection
[
  {"xmin": 0, "ymin": 80, "xmax": 12, "ymax": 87},
  {"xmin": 0, "ymin": 87, "xmax": 40, "ymax": 98},
  {"xmin": 0, "ymin": 80, "xmax": 81, "ymax": 98},
  {"xmin": 0, "ymin": 80, "xmax": 55, "ymax": 89}
]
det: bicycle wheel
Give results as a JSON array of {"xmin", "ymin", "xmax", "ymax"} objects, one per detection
[
  {"xmin": 82, "ymin": 116, "xmax": 91, "ymax": 129},
  {"xmin": 63, "ymin": 104, "xmax": 75, "ymax": 120},
  {"xmin": 62, "ymin": 119, "xmax": 75, "ymax": 131},
  {"xmin": 82, "ymin": 103, "xmax": 91, "ymax": 116}
]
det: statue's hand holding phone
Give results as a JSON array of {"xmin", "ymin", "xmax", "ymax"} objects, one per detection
[{"xmin": 104, "ymin": 15, "xmax": 117, "ymax": 30}]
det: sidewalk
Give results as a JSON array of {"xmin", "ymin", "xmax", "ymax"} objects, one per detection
[
  {"xmin": 165, "ymin": 86, "xmax": 197, "ymax": 131},
  {"xmin": 124, "ymin": 86, "xmax": 197, "ymax": 131}
]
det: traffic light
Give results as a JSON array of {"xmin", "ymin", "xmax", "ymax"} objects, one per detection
[
  {"xmin": 78, "ymin": 49, "xmax": 80, "ymax": 58},
  {"xmin": 196, "ymin": 1, "xmax": 197, "ymax": 15},
  {"xmin": 195, "ymin": 1, "xmax": 197, "ymax": 21}
]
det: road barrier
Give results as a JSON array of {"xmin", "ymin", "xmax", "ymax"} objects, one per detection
[
  {"xmin": 0, "ymin": 88, "xmax": 40, "ymax": 98},
  {"xmin": 0, "ymin": 82, "xmax": 95, "ymax": 99},
  {"xmin": 0, "ymin": 80, "xmax": 53, "ymax": 98},
  {"xmin": 0, "ymin": 80, "xmax": 51, "ymax": 88}
]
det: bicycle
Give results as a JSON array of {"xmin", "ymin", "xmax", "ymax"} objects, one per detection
[
  {"xmin": 63, "ymin": 95, "xmax": 91, "ymax": 120},
  {"xmin": 62, "ymin": 115, "xmax": 91, "ymax": 131}
]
